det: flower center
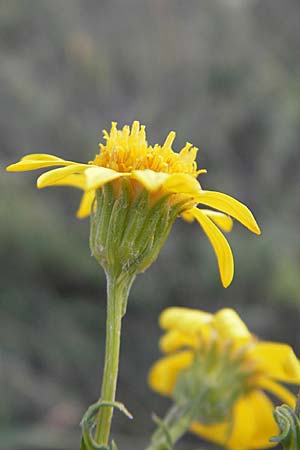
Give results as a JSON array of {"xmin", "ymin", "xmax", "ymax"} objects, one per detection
[{"xmin": 91, "ymin": 121, "xmax": 201, "ymax": 176}]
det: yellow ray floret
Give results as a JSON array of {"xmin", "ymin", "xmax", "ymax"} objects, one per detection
[
  {"xmin": 6, "ymin": 121, "xmax": 261, "ymax": 287},
  {"xmin": 149, "ymin": 307, "xmax": 300, "ymax": 450}
]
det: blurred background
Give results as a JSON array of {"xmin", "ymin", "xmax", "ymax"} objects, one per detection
[{"xmin": 1, "ymin": 0, "xmax": 300, "ymax": 449}]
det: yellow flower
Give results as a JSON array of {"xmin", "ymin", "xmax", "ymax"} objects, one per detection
[
  {"xmin": 149, "ymin": 307, "xmax": 300, "ymax": 450},
  {"xmin": 6, "ymin": 121, "xmax": 260, "ymax": 287}
]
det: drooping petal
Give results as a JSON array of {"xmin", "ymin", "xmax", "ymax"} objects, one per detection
[
  {"xmin": 195, "ymin": 191, "xmax": 261, "ymax": 235},
  {"xmin": 250, "ymin": 342, "xmax": 300, "ymax": 384},
  {"xmin": 159, "ymin": 307, "xmax": 213, "ymax": 332},
  {"xmin": 76, "ymin": 190, "xmax": 96, "ymax": 218},
  {"xmin": 6, "ymin": 154, "xmax": 77, "ymax": 171},
  {"xmin": 181, "ymin": 209, "xmax": 233, "ymax": 231},
  {"xmin": 256, "ymin": 377, "xmax": 297, "ymax": 408},
  {"xmin": 37, "ymin": 164, "xmax": 90, "ymax": 188},
  {"xmin": 189, "ymin": 207, "xmax": 234, "ymax": 287},
  {"xmin": 190, "ymin": 391, "xmax": 276, "ymax": 450},
  {"xmin": 201, "ymin": 210, "xmax": 233, "ymax": 232},
  {"xmin": 131, "ymin": 169, "xmax": 169, "ymax": 191},
  {"xmin": 148, "ymin": 351, "xmax": 194, "ymax": 396},
  {"xmin": 84, "ymin": 167, "xmax": 128, "ymax": 191},
  {"xmin": 159, "ymin": 329, "xmax": 200, "ymax": 354}
]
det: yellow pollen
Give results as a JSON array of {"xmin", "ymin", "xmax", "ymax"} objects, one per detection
[{"xmin": 91, "ymin": 121, "xmax": 201, "ymax": 176}]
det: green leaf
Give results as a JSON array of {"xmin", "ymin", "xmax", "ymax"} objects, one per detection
[
  {"xmin": 271, "ymin": 404, "xmax": 300, "ymax": 450},
  {"xmin": 80, "ymin": 399, "xmax": 133, "ymax": 450}
]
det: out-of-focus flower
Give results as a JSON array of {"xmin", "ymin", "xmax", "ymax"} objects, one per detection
[
  {"xmin": 6, "ymin": 121, "xmax": 260, "ymax": 285},
  {"xmin": 149, "ymin": 307, "xmax": 300, "ymax": 450}
]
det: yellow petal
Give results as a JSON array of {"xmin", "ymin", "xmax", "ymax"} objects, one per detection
[
  {"xmin": 195, "ymin": 191, "xmax": 261, "ymax": 235},
  {"xmin": 214, "ymin": 309, "xmax": 252, "ymax": 343},
  {"xmin": 190, "ymin": 395, "xmax": 254, "ymax": 450},
  {"xmin": 250, "ymin": 342, "xmax": 300, "ymax": 384},
  {"xmin": 37, "ymin": 164, "xmax": 90, "ymax": 188},
  {"xmin": 181, "ymin": 209, "xmax": 233, "ymax": 232},
  {"xmin": 162, "ymin": 173, "xmax": 201, "ymax": 195},
  {"xmin": 49, "ymin": 173, "xmax": 87, "ymax": 190},
  {"xmin": 228, "ymin": 391, "xmax": 277, "ymax": 450},
  {"xmin": 190, "ymin": 391, "xmax": 276, "ymax": 450},
  {"xmin": 159, "ymin": 330, "xmax": 200, "ymax": 354},
  {"xmin": 132, "ymin": 170, "xmax": 202, "ymax": 196},
  {"xmin": 191, "ymin": 422, "xmax": 236, "ymax": 449},
  {"xmin": 148, "ymin": 351, "xmax": 193, "ymax": 396},
  {"xmin": 76, "ymin": 190, "xmax": 96, "ymax": 218},
  {"xmin": 131, "ymin": 169, "xmax": 169, "ymax": 191},
  {"xmin": 159, "ymin": 307, "xmax": 213, "ymax": 332},
  {"xmin": 84, "ymin": 167, "xmax": 127, "ymax": 191},
  {"xmin": 6, "ymin": 154, "xmax": 77, "ymax": 171},
  {"xmin": 190, "ymin": 208, "xmax": 234, "ymax": 287},
  {"xmin": 201, "ymin": 210, "xmax": 233, "ymax": 232},
  {"xmin": 256, "ymin": 377, "xmax": 297, "ymax": 408},
  {"xmin": 244, "ymin": 391, "xmax": 278, "ymax": 449},
  {"xmin": 21, "ymin": 154, "xmax": 71, "ymax": 161},
  {"xmin": 180, "ymin": 209, "xmax": 195, "ymax": 222}
]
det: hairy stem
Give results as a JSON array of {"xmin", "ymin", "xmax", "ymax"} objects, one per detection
[{"xmin": 95, "ymin": 273, "xmax": 133, "ymax": 446}]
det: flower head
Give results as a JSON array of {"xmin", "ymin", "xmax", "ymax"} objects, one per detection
[
  {"xmin": 149, "ymin": 307, "xmax": 300, "ymax": 450},
  {"xmin": 6, "ymin": 121, "xmax": 260, "ymax": 285}
]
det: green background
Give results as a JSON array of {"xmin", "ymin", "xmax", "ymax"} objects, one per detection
[{"xmin": 1, "ymin": 1, "xmax": 300, "ymax": 449}]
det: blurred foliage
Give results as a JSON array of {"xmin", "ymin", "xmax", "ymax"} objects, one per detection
[{"xmin": 1, "ymin": 0, "xmax": 300, "ymax": 449}]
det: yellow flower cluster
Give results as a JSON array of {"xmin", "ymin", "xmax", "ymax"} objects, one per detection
[
  {"xmin": 6, "ymin": 121, "xmax": 260, "ymax": 287},
  {"xmin": 93, "ymin": 122, "xmax": 200, "ymax": 176},
  {"xmin": 149, "ymin": 307, "xmax": 300, "ymax": 450}
]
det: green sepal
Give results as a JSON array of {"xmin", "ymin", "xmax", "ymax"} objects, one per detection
[
  {"xmin": 90, "ymin": 188, "xmax": 104, "ymax": 259},
  {"xmin": 90, "ymin": 181, "xmax": 182, "ymax": 279},
  {"xmin": 172, "ymin": 342, "xmax": 251, "ymax": 424},
  {"xmin": 271, "ymin": 401, "xmax": 300, "ymax": 450},
  {"xmin": 106, "ymin": 179, "xmax": 130, "ymax": 266},
  {"xmin": 134, "ymin": 195, "xmax": 170, "ymax": 251},
  {"xmin": 139, "ymin": 202, "xmax": 182, "ymax": 273},
  {"xmin": 120, "ymin": 188, "xmax": 149, "ymax": 245},
  {"xmin": 91, "ymin": 184, "xmax": 115, "ymax": 268}
]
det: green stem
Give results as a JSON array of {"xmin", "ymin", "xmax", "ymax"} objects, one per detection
[
  {"xmin": 146, "ymin": 389, "xmax": 209, "ymax": 450},
  {"xmin": 94, "ymin": 273, "xmax": 134, "ymax": 446},
  {"xmin": 145, "ymin": 404, "xmax": 195, "ymax": 450}
]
